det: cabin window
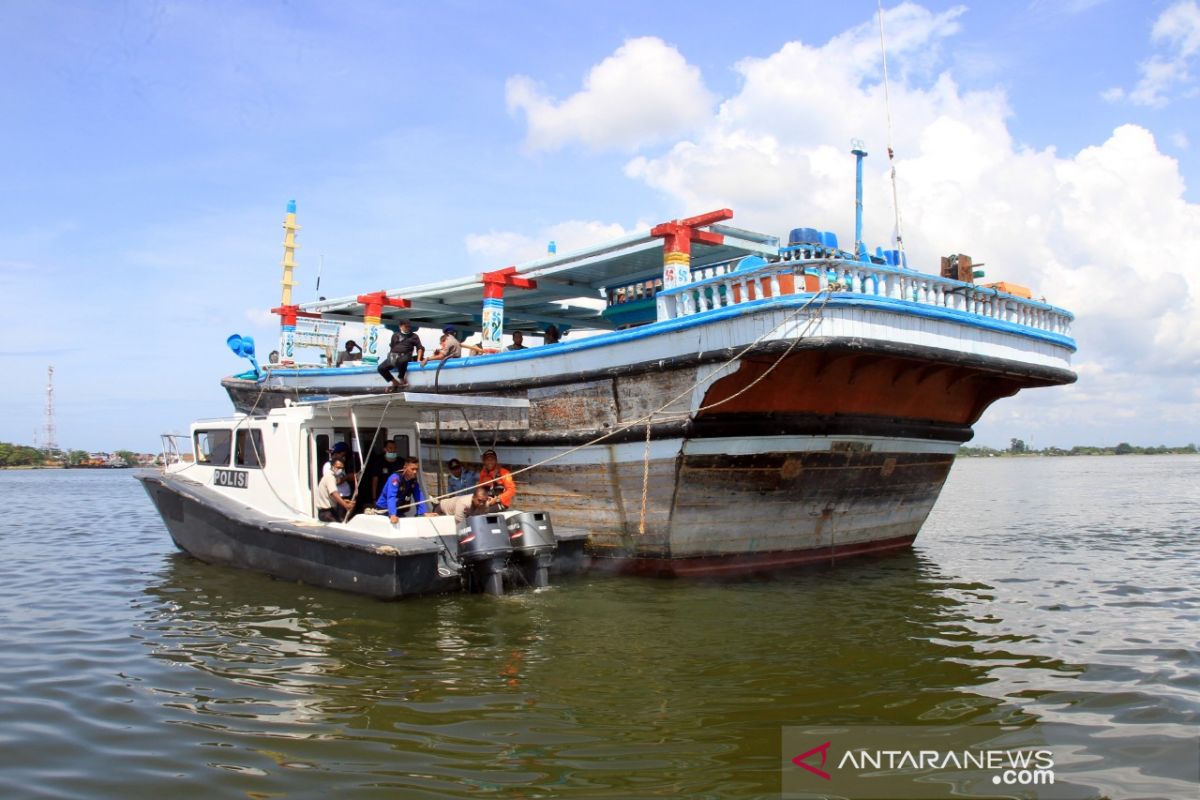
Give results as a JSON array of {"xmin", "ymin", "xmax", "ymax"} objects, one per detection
[
  {"xmin": 391, "ymin": 433, "xmax": 410, "ymax": 458},
  {"xmin": 235, "ymin": 429, "xmax": 266, "ymax": 468},
  {"xmin": 195, "ymin": 429, "xmax": 232, "ymax": 465}
]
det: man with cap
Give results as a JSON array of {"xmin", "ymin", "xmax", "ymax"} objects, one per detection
[
  {"xmin": 478, "ymin": 449, "xmax": 516, "ymax": 511},
  {"xmin": 421, "ymin": 326, "xmax": 461, "ymax": 366},
  {"xmin": 377, "ymin": 320, "xmax": 424, "ymax": 392},
  {"xmin": 438, "ymin": 457, "xmax": 480, "ymax": 523}
]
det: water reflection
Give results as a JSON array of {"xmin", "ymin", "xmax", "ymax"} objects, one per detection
[{"xmin": 136, "ymin": 547, "xmax": 1087, "ymax": 796}]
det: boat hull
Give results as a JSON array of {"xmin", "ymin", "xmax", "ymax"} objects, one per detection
[
  {"xmin": 137, "ymin": 471, "xmax": 454, "ymax": 598},
  {"xmin": 222, "ymin": 297, "xmax": 1075, "ymax": 573}
]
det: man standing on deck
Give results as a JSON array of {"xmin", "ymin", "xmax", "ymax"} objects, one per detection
[
  {"xmin": 373, "ymin": 457, "xmax": 436, "ymax": 523},
  {"xmin": 377, "ymin": 320, "xmax": 424, "ymax": 392},
  {"xmin": 367, "ymin": 440, "xmax": 401, "ymax": 502},
  {"xmin": 478, "ymin": 449, "xmax": 516, "ymax": 511}
]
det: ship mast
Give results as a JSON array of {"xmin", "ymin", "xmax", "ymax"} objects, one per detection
[{"xmin": 273, "ymin": 200, "xmax": 302, "ymax": 365}]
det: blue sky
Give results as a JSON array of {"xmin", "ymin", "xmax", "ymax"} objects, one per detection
[{"xmin": 2, "ymin": 0, "xmax": 1198, "ymax": 452}]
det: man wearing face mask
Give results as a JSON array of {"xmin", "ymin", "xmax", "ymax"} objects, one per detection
[
  {"xmin": 316, "ymin": 455, "xmax": 354, "ymax": 523},
  {"xmin": 369, "ymin": 440, "xmax": 401, "ymax": 502}
]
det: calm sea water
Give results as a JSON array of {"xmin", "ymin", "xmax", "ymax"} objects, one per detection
[{"xmin": 0, "ymin": 456, "xmax": 1196, "ymax": 799}]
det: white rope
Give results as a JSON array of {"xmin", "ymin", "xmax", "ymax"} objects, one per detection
[
  {"xmin": 877, "ymin": 0, "xmax": 907, "ymax": 264},
  {"xmin": 384, "ymin": 289, "xmax": 833, "ymax": 516}
]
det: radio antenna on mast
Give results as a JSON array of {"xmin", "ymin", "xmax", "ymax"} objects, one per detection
[{"xmin": 877, "ymin": 0, "xmax": 907, "ymax": 265}]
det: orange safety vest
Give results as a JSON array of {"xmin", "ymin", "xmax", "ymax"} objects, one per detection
[{"xmin": 479, "ymin": 465, "xmax": 516, "ymax": 508}]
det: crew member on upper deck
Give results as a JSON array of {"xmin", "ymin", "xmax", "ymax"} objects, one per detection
[
  {"xmin": 377, "ymin": 320, "xmax": 424, "ymax": 392},
  {"xmin": 336, "ymin": 340, "xmax": 363, "ymax": 366},
  {"xmin": 421, "ymin": 326, "xmax": 462, "ymax": 366},
  {"xmin": 478, "ymin": 449, "xmax": 516, "ymax": 511}
]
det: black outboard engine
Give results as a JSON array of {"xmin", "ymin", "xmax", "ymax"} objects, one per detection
[
  {"xmin": 457, "ymin": 514, "xmax": 512, "ymax": 595},
  {"xmin": 506, "ymin": 511, "xmax": 557, "ymax": 588}
]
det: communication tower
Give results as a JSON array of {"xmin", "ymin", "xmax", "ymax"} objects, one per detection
[{"xmin": 44, "ymin": 366, "xmax": 58, "ymax": 455}]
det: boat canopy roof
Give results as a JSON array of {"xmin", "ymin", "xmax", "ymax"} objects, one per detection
[{"xmin": 299, "ymin": 223, "xmax": 778, "ymax": 333}]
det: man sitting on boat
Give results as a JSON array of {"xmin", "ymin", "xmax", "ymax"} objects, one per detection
[
  {"xmin": 372, "ymin": 456, "xmax": 434, "ymax": 523},
  {"xmin": 316, "ymin": 455, "xmax": 354, "ymax": 523},
  {"xmin": 366, "ymin": 440, "xmax": 401, "ymax": 503},
  {"xmin": 377, "ymin": 320, "xmax": 424, "ymax": 392},
  {"xmin": 479, "ymin": 449, "xmax": 516, "ymax": 511},
  {"xmin": 439, "ymin": 457, "xmax": 481, "ymax": 523},
  {"xmin": 336, "ymin": 339, "xmax": 362, "ymax": 366},
  {"xmin": 421, "ymin": 326, "xmax": 462, "ymax": 367}
]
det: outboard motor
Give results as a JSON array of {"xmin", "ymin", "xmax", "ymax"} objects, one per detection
[
  {"xmin": 507, "ymin": 512, "xmax": 557, "ymax": 588},
  {"xmin": 457, "ymin": 514, "xmax": 512, "ymax": 595}
]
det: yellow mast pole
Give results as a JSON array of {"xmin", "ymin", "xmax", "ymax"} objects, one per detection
[
  {"xmin": 275, "ymin": 199, "xmax": 302, "ymax": 365},
  {"xmin": 281, "ymin": 199, "xmax": 300, "ymax": 306}
]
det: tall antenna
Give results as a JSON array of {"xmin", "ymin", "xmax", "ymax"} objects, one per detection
[
  {"xmin": 44, "ymin": 365, "xmax": 58, "ymax": 455},
  {"xmin": 877, "ymin": 0, "xmax": 907, "ymax": 265}
]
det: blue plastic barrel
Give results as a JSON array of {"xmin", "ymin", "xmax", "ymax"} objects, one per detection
[{"xmin": 788, "ymin": 227, "xmax": 821, "ymax": 246}]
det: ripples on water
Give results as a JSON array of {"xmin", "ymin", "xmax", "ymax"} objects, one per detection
[{"xmin": 0, "ymin": 458, "xmax": 1196, "ymax": 798}]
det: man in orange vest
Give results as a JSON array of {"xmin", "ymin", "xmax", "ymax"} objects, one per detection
[{"xmin": 478, "ymin": 449, "xmax": 516, "ymax": 510}]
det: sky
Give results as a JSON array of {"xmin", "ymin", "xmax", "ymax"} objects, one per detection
[{"xmin": 1, "ymin": 0, "xmax": 1197, "ymax": 453}]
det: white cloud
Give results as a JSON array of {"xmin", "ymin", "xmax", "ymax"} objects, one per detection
[
  {"xmin": 513, "ymin": 4, "xmax": 1200, "ymax": 445},
  {"xmin": 466, "ymin": 219, "xmax": 636, "ymax": 265},
  {"xmin": 506, "ymin": 37, "xmax": 715, "ymax": 152},
  {"xmin": 1105, "ymin": 0, "xmax": 1200, "ymax": 107}
]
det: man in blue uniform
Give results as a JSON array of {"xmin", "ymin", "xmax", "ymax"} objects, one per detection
[{"xmin": 374, "ymin": 456, "xmax": 434, "ymax": 523}]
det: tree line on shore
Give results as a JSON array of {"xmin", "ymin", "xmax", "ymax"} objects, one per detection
[
  {"xmin": 0, "ymin": 442, "xmax": 141, "ymax": 468},
  {"xmin": 961, "ymin": 439, "xmax": 1198, "ymax": 457}
]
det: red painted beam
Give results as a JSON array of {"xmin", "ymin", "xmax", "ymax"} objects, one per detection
[
  {"xmin": 650, "ymin": 208, "xmax": 733, "ymax": 255},
  {"xmin": 270, "ymin": 304, "xmax": 322, "ymax": 325},
  {"xmin": 481, "ymin": 266, "xmax": 538, "ymax": 299},
  {"xmin": 355, "ymin": 291, "xmax": 412, "ymax": 319}
]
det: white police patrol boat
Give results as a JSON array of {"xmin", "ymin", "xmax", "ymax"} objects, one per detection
[{"xmin": 136, "ymin": 391, "xmax": 587, "ymax": 598}]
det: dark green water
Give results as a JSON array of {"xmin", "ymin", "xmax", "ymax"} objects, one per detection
[{"xmin": 0, "ymin": 457, "xmax": 1197, "ymax": 798}]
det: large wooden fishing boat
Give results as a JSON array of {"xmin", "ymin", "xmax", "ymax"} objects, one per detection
[{"xmin": 221, "ymin": 187, "xmax": 1076, "ymax": 576}]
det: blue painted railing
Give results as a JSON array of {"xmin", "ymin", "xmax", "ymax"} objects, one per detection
[{"xmin": 656, "ymin": 258, "xmax": 1074, "ymax": 338}]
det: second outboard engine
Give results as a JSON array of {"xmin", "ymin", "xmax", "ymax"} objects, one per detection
[
  {"xmin": 458, "ymin": 514, "xmax": 512, "ymax": 595},
  {"xmin": 507, "ymin": 512, "xmax": 557, "ymax": 588}
]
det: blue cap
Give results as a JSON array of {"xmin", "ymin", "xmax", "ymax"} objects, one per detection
[
  {"xmin": 331, "ymin": 442, "xmax": 349, "ymax": 453},
  {"xmin": 443, "ymin": 325, "xmax": 457, "ymax": 335}
]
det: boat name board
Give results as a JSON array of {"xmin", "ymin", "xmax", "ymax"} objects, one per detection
[{"xmin": 213, "ymin": 469, "xmax": 249, "ymax": 489}]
